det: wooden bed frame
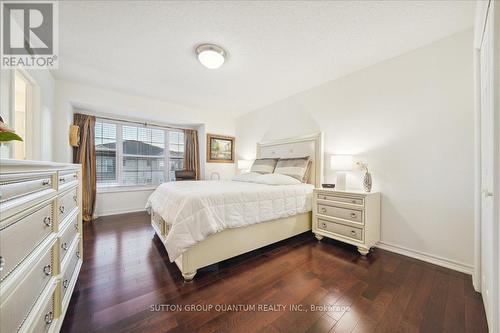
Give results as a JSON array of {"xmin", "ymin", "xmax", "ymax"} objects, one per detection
[{"xmin": 151, "ymin": 133, "xmax": 323, "ymax": 281}]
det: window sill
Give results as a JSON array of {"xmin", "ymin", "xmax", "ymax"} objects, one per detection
[{"xmin": 97, "ymin": 185, "xmax": 158, "ymax": 194}]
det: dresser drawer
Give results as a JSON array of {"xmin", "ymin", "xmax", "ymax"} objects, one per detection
[
  {"xmin": 317, "ymin": 218, "xmax": 363, "ymax": 241},
  {"xmin": 0, "ymin": 201, "xmax": 54, "ymax": 281},
  {"xmin": 61, "ymin": 240, "xmax": 81, "ymax": 303},
  {"xmin": 59, "ymin": 214, "xmax": 79, "ymax": 264},
  {"xmin": 58, "ymin": 187, "xmax": 78, "ymax": 223},
  {"xmin": 30, "ymin": 290, "xmax": 55, "ymax": 333},
  {"xmin": 317, "ymin": 204, "xmax": 363, "ymax": 223},
  {"xmin": 58, "ymin": 170, "xmax": 78, "ymax": 191},
  {"xmin": 317, "ymin": 193, "xmax": 363, "ymax": 206},
  {"xmin": 0, "ymin": 243, "xmax": 54, "ymax": 333},
  {"xmin": 0, "ymin": 173, "xmax": 53, "ymax": 203}
]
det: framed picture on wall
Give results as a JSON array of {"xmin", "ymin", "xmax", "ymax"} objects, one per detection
[{"xmin": 207, "ymin": 134, "xmax": 235, "ymax": 163}]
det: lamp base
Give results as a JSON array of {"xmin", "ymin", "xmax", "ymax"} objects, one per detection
[{"xmin": 336, "ymin": 172, "xmax": 346, "ymax": 190}]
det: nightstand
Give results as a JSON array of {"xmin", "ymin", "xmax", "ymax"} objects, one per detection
[{"xmin": 312, "ymin": 189, "xmax": 380, "ymax": 255}]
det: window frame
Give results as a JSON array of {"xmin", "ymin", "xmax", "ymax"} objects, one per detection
[{"xmin": 95, "ymin": 118, "xmax": 185, "ymax": 190}]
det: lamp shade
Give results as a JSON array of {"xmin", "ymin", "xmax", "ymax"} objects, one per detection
[
  {"xmin": 330, "ymin": 155, "xmax": 353, "ymax": 171},
  {"xmin": 237, "ymin": 159, "xmax": 253, "ymax": 170}
]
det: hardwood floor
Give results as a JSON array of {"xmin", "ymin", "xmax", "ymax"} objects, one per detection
[{"xmin": 61, "ymin": 212, "xmax": 488, "ymax": 333}]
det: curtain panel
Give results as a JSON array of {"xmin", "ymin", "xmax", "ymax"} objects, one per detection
[
  {"xmin": 184, "ymin": 129, "xmax": 201, "ymax": 180},
  {"xmin": 73, "ymin": 113, "xmax": 97, "ymax": 222}
]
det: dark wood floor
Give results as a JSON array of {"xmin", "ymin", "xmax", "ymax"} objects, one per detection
[{"xmin": 61, "ymin": 212, "xmax": 488, "ymax": 333}]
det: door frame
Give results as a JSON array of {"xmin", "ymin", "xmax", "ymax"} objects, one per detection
[{"xmin": 474, "ymin": 0, "xmax": 499, "ymax": 331}]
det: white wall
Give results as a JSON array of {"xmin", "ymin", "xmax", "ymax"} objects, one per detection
[
  {"xmin": 0, "ymin": 69, "xmax": 55, "ymax": 161},
  {"xmin": 235, "ymin": 30, "xmax": 475, "ymax": 271},
  {"xmin": 53, "ymin": 80, "xmax": 237, "ymax": 217}
]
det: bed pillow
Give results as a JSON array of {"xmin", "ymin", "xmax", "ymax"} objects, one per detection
[
  {"xmin": 250, "ymin": 158, "xmax": 279, "ymax": 174},
  {"xmin": 252, "ymin": 173, "xmax": 302, "ymax": 185},
  {"xmin": 231, "ymin": 172, "xmax": 261, "ymax": 182},
  {"xmin": 274, "ymin": 157, "xmax": 312, "ymax": 182}
]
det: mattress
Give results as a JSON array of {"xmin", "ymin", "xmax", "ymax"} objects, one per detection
[{"xmin": 146, "ymin": 180, "xmax": 314, "ymax": 261}]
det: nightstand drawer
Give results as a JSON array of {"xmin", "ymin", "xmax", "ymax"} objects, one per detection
[
  {"xmin": 317, "ymin": 218, "xmax": 363, "ymax": 241},
  {"xmin": 317, "ymin": 204, "xmax": 363, "ymax": 223},
  {"xmin": 317, "ymin": 193, "xmax": 363, "ymax": 206}
]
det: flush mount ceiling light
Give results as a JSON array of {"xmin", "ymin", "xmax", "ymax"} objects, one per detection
[{"xmin": 196, "ymin": 44, "xmax": 226, "ymax": 69}]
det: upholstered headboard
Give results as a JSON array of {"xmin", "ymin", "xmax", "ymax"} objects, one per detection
[{"xmin": 256, "ymin": 133, "xmax": 323, "ymax": 187}]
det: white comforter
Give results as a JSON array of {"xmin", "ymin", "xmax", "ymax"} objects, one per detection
[{"xmin": 146, "ymin": 180, "xmax": 314, "ymax": 262}]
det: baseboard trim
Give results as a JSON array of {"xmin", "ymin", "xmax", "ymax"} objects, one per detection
[
  {"xmin": 376, "ymin": 241, "xmax": 473, "ymax": 275},
  {"xmin": 95, "ymin": 208, "xmax": 146, "ymax": 218}
]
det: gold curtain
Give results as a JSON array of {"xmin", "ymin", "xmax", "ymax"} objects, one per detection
[
  {"xmin": 73, "ymin": 113, "xmax": 96, "ymax": 222},
  {"xmin": 184, "ymin": 129, "xmax": 201, "ymax": 180}
]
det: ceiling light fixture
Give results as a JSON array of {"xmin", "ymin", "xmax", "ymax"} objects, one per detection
[{"xmin": 196, "ymin": 44, "xmax": 226, "ymax": 69}]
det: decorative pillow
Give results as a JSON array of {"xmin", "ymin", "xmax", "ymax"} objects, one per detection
[
  {"xmin": 274, "ymin": 157, "xmax": 312, "ymax": 182},
  {"xmin": 250, "ymin": 158, "xmax": 279, "ymax": 174},
  {"xmin": 252, "ymin": 173, "xmax": 302, "ymax": 185}
]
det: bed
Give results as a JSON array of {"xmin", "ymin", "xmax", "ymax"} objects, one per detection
[{"xmin": 147, "ymin": 133, "xmax": 323, "ymax": 281}]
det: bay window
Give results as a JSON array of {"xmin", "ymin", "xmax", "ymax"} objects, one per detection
[{"xmin": 95, "ymin": 119, "xmax": 184, "ymax": 187}]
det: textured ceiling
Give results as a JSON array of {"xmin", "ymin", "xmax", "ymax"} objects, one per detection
[{"xmin": 54, "ymin": 1, "xmax": 474, "ymax": 114}]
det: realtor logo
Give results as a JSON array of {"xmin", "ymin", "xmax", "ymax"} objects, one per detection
[{"xmin": 1, "ymin": 1, "xmax": 58, "ymax": 69}]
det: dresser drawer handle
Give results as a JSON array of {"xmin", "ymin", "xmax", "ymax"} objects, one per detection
[
  {"xmin": 350, "ymin": 212, "xmax": 357, "ymax": 218},
  {"xmin": 43, "ymin": 216, "xmax": 52, "ymax": 227},
  {"xmin": 321, "ymin": 207, "xmax": 327, "ymax": 213},
  {"xmin": 321, "ymin": 196, "xmax": 327, "ymax": 200},
  {"xmin": 42, "ymin": 179, "xmax": 51, "ymax": 186},
  {"xmin": 61, "ymin": 242, "xmax": 68, "ymax": 251},
  {"xmin": 321, "ymin": 222, "xmax": 327, "ymax": 228},
  {"xmin": 0, "ymin": 256, "xmax": 5, "ymax": 271},
  {"xmin": 73, "ymin": 195, "xmax": 77, "ymax": 202},
  {"xmin": 350, "ymin": 230, "xmax": 357, "ymax": 235},
  {"xmin": 76, "ymin": 251, "xmax": 81, "ymax": 259},
  {"xmin": 43, "ymin": 264, "xmax": 52, "ymax": 276},
  {"xmin": 63, "ymin": 279, "xmax": 69, "ymax": 289},
  {"xmin": 351, "ymin": 200, "xmax": 357, "ymax": 204},
  {"xmin": 44, "ymin": 311, "xmax": 54, "ymax": 325},
  {"xmin": 74, "ymin": 222, "xmax": 79, "ymax": 231},
  {"xmin": 59, "ymin": 177, "xmax": 66, "ymax": 183},
  {"xmin": 59, "ymin": 206, "xmax": 65, "ymax": 214}
]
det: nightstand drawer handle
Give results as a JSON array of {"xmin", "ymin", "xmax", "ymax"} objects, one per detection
[
  {"xmin": 61, "ymin": 242, "xmax": 68, "ymax": 251},
  {"xmin": 351, "ymin": 200, "xmax": 357, "ymax": 204},
  {"xmin": 63, "ymin": 279, "xmax": 69, "ymax": 288},
  {"xmin": 350, "ymin": 212, "xmax": 357, "ymax": 218},
  {"xmin": 43, "ymin": 216, "xmax": 52, "ymax": 227},
  {"xmin": 59, "ymin": 205, "xmax": 65, "ymax": 214},
  {"xmin": 321, "ymin": 222, "xmax": 327, "ymax": 228},
  {"xmin": 73, "ymin": 195, "xmax": 77, "ymax": 202},
  {"xmin": 76, "ymin": 251, "xmax": 81, "ymax": 259},
  {"xmin": 45, "ymin": 311, "xmax": 54, "ymax": 325},
  {"xmin": 321, "ymin": 208, "xmax": 327, "ymax": 213},
  {"xmin": 43, "ymin": 264, "xmax": 52, "ymax": 276},
  {"xmin": 321, "ymin": 196, "xmax": 327, "ymax": 200},
  {"xmin": 350, "ymin": 230, "xmax": 357, "ymax": 235}
]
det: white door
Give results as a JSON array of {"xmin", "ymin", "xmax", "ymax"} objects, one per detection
[{"xmin": 478, "ymin": 1, "xmax": 498, "ymax": 331}]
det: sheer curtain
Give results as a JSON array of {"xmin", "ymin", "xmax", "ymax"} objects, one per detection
[
  {"xmin": 184, "ymin": 129, "xmax": 200, "ymax": 180},
  {"xmin": 73, "ymin": 113, "xmax": 97, "ymax": 222}
]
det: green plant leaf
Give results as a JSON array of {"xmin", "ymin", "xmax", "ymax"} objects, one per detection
[{"xmin": 0, "ymin": 132, "xmax": 23, "ymax": 142}]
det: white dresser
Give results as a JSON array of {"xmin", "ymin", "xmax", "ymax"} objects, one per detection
[
  {"xmin": 0, "ymin": 160, "xmax": 83, "ymax": 333},
  {"xmin": 312, "ymin": 189, "xmax": 380, "ymax": 255}
]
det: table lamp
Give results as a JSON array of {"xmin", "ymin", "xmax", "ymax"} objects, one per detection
[{"xmin": 330, "ymin": 155, "xmax": 353, "ymax": 190}]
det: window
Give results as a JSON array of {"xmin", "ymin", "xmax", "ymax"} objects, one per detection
[
  {"xmin": 168, "ymin": 131, "xmax": 184, "ymax": 181},
  {"xmin": 95, "ymin": 119, "xmax": 185, "ymax": 187}
]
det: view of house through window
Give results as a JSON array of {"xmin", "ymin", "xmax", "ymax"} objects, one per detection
[{"xmin": 95, "ymin": 119, "xmax": 185, "ymax": 186}]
